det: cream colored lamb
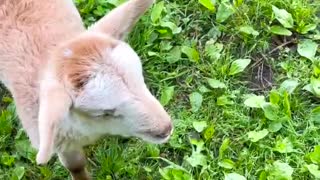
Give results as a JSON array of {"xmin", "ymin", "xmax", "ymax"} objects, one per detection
[{"xmin": 0, "ymin": 0, "xmax": 173, "ymax": 179}]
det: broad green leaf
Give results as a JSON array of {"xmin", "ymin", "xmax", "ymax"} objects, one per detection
[
  {"xmin": 151, "ymin": 1, "xmax": 164, "ymax": 23},
  {"xmin": 1, "ymin": 152, "xmax": 15, "ymax": 166},
  {"xmin": 262, "ymin": 103, "xmax": 279, "ymax": 121},
  {"xmin": 186, "ymin": 151, "xmax": 207, "ymax": 167},
  {"xmin": 268, "ymin": 122, "xmax": 283, "ymax": 132},
  {"xmin": 239, "ymin": 25, "xmax": 259, "ymax": 36},
  {"xmin": 218, "ymin": 159, "xmax": 235, "ymax": 169},
  {"xmin": 268, "ymin": 161, "xmax": 293, "ymax": 180},
  {"xmin": 310, "ymin": 107, "xmax": 320, "ymax": 123},
  {"xmin": 216, "ymin": 2, "xmax": 235, "ymax": 23},
  {"xmin": 280, "ymin": 79, "xmax": 299, "ymax": 94},
  {"xmin": 159, "ymin": 167, "xmax": 193, "ymax": 180},
  {"xmin": 300, "ymin": 24, "xmax": 317, "ymax": 34},
  {"xmin": 199, "ymin": 85, "xmax": 211, "ymax": 93},
  {"xmin": 309, "ymin": 145, "xmax": 320, "ymax": 164},
  {"xmin": 244, "ymin": 95, "xmax": 266, "ymax": 108},
  {"xmin": 297, "ymin": 39, "xmax": 318, "ymax": 60},
  {"xmin": 229, "ymin": 59, "xmax": 251, "ymax": 75},
  {"xmin": 311, "ymin": 77, "xmax": 320, "ymax": 97},
  {"xmin": 272, "ymin": 6, "xmax": 294, "ymax": 28},
  {"xmin": 247, "ymin": 129, "xmax": 269, "ymax": 142},
  {"xmin": 225, "ymin": 173, "xmax": 246, "ymax": 180},
  {"xmin": 234, "ymin": 0, "xmax": 244, "ymax": 7},
  {"xmin": 207, "ymin": 78, "xmax": 226, "ymax": 89},
  {"xmin": 11, "ymin": 166, "xmax": 25, "ymax": 180},
  {"xmin": 270, "ymin": 26, "xmax": 292, "ymax": 36},
  {"xmin": 189, "ymin": 92, "xmax": 203, "ymax": 112},
  {"xmin": 306, "ymin": 164, "xmax": 320, "ymax": 178},
  {"xmin": 193, "ymin": 121, "xmax": 208, "ymax": 133},
  {"xmin": 182, "ymin": 46, "xmax": 200, "ymax": 63},
  {"xmin": 217, "ymin": 95, "xmax": 234, "ymax": 106},
  {"xmin": 15, "ymin": 139, "xmax": 37, "ymax": 161},
  {"xmin": 270, "ymin": 90, "xmax": 280, "ymax": 105},
  {"xmin": 219, "ymin": 138, "xmax": 230, "ymax": 159},
  {"xmin": 204, "ymin": 124, "xmax": 215, "ymax": 141},
  {"xmin": 199, "ymin": 0, "xmax": 215, "ymax": 12},
  {"xmin": 167, "ymin": 46, "xmax": 181, "ymax": 64},
  {"xmin": 274, "ymin": 137, "xmax": 294, "ymax": 153},
  {"xmin": 160, "ymin": 21, "xmax": 182, "ymax": 34},
  {"xmin": 160, "ymin": 86, "xmax": 175, "ymax": 106}
]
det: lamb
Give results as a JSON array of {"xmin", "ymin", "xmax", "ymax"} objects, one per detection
[{"xmin": 0, "ymin": 0, "xmax": 173, "ymax": 179}]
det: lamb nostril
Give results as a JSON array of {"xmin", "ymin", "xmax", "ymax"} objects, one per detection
[{"xmin": 154, "ymin": 123, "xmax": 173, "ymax": 139}]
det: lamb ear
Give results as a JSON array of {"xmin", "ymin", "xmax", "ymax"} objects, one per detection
[
  {"xmin": 36, "ymin": 79, "xmax": 72, "ymax": 165},
  {"xmin": 89, "ymin": 0, "xmax": 155, "ymax": 39}
]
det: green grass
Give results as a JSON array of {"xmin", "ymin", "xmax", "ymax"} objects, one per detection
[{"xmin": 1, "ymin": 0, "xmax": 320, "ymax": 179}]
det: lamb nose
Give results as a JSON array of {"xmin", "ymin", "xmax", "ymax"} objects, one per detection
[{"xmin": 154, "ymin": 123, "xmax": 172, "ymax": 139}]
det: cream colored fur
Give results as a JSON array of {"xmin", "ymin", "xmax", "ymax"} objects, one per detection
[{"xmin": 0, "ymin": 0, "xmax": 172, "ymax": 179}]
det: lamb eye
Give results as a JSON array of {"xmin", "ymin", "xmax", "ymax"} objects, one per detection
[
  {"xmin": 89, "ymin": 109, "xmax": 116, "ymax": 118},
  {"xmin": 101, "ymin": 109, "xmax": 115, "ymax": 117}
]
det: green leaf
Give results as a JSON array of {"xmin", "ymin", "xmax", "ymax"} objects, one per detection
[
  {"xmin": 268, "ymin": 122, "xmax": 283, "ymax": 132},
  {"xmin": 216, "ymin": 2, "xmax": 235, "ymax": 23},
  {"xmin": 151, "ymin": 1, "xmax": 165, "ymax": 23},
  {"xmin": 311, "ymin": 77, "xmax": 320, "ymax": 97},
  {"xmin": 280, "ymin": 79, "xmax": 299, "ymax": 94},
  {"xmin": 1, "ymin": 152, "xmax": 15, "ymax": 166},
  {"xmin": 204, "ymin": 124, "xmax": 215, "ymax": 141},
  {"xmin": 207, "ymin": 78, "xmax": 226, "ymax": 89},
  {"xmin": 270, "ymin": 90, "xmax": 280, "ymax": 105},
  {"xmin": 15, "ymin": 139, "xmax": 37, "ymax": 162},
  {"xmin": 306, "ymin": 164, "xmax": 320, "ymax": 178},
  {"xmin": 199, "ymin": 85, "xmax": 211, "ymax": 93},
  {"xmin": 160, "ymin": 21, "xmax": 182, "ymax": 34},
  {"xmin": 262, "ymin": 103, "xmax": 279, "ymax": 121},
  {"xmin": 229, "ymin": 59, "xmax": 251, "ymax": 75},
  {"xmin": 189, "ymin": 92, "xmax": 203, "ymax": 112},
  {"xmin": 186, "ymin": 151, "xmax": 207, "ymax": 167},
  {"xmin": 244, "ymin": 95, "xmax": 266, "ymax": 108},
  {"xmin": 218, "ymin": 159, "xmax": 235, "ymax": 169},
  {"xmin": 310, "ymin": 107, "xmax": 320, "ymax": 123},
  {"xmin": 182, "ymin": 46, "xmax": 200, "ymax": 63},
  {"xmin": 274, "ymin": 137, "xmax": 294, "ymax": 153},
  {"xmin": 247, "ymin": 129, "xmax": 269, "ymax": 142},
  {"xmin": 272, "ymin": 6, "xmax": 294, "ymax": 28},
  {"xmin": 219, "ymin": 138, "xmax": 230, "ymax": 159},
  {"xmin": 159, "ymin": 167, "xmax": 193, "ymax": 180},
  {"xmin": 309, "ymin": 145, "xmax": 320, "ymax": 164},
  {"xmin": 270, "ymin": 26, "xmax": 292, "ymax": 36},
  {"xmin": 300, "ymin": 24, "xmax": 317, "ymax": 34},
  {"xmin": 268, "ymin": 161, "xmax": 293, "ymax": 180},
  {"xmin": 225, "ymin": 173, "xmax": 246, "ymax": 180},
  {"xmin": 160, "ymin": 86, "xmax": 175, "ymax": 106},
  {"xmin": 11, "ymin": 166, "xmax": 25, "ymax": 180},
  {"xmin": 297, "ymin": 39, "xmax": 318, "ymax": 60},
  {"xmin": 199, "ymin": 0, "xmax": 215, "ymax": 12},
  {"xmin": 239, "ymin": 25, "xmax": 259, "ymax": 36},
  {"xmin": 167, "ymin": 46, "xmax": 181, "ymax": 64},
  {"xmin": 217, "ymin": 95, "xmax": 234, "ymax": 106},
  {"xmin": 192, "ymin": 121, "xmax": 208, "ymax": 133}
]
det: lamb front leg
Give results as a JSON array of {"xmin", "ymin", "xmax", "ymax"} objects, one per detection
[{"xmin": 58, "ymin": 150, "xmax": 91, "ymax": 180}]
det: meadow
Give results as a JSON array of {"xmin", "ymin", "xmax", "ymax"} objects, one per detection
[{"xmin": 0, "ymin": 0, "xmax": 320, "ymax": 179}]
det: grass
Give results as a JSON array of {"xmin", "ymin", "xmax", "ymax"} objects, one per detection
[{"xmin": 0, "ymin": 0, "xmax": 320, "ymax": 179}]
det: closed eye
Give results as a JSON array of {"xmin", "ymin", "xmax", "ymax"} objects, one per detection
[{"xmin": 85, "ymin": 109, "xmax": 116, "ymax": 118}]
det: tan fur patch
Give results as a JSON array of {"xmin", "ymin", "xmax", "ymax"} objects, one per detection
[{"xmin": 56, "ymin": 34, "xmax": 118, "ymax": 90}]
